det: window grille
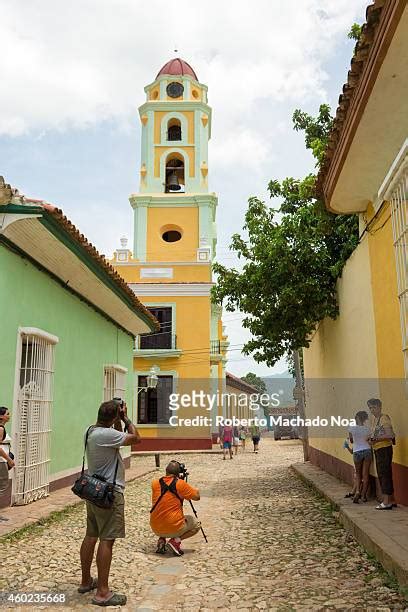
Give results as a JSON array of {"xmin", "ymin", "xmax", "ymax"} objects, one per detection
[
  {"xmin": 103, "ymin": 365, "xmax": 127, "ymax": 402},
  {"xmin": 13, "ymin": 331, "xmax": 57, "ymax": 505},
  {"xmin": 389, "ymin": 156, "xmax": 408, "ymax": 377}
]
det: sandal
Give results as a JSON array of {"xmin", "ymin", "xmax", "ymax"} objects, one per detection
[
  {"xmin": 78, "ymin": 577, "xmax": 97, "ymax": 594},
  {"xmin": 375, "ymin": 502, "xmax": 393, "ymax": 510},
  {"xmin": 91, "ymin": 593, "xmax": 127, "ymax": 607},
  {"xmin": 353, "ymin": 494, "xmax": 360, "ymax": 504},
  {"xmin": 344, "ymin": 492, "xmax": 354, "ymax": 498}
]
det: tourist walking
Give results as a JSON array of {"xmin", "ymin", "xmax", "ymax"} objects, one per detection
[
  {"xmin": 250, "ymin": 424, "xmax": 261, "ymax": 453},
  {"xmin": 233, "ymin": 425, "xmax": 240, "ymax": 455},
  {"xmin": 221, "ymin": 423, "xmax": 234, "ymax": 459},
  {"xmin": 239, "ymin": 426, "xmax": 247, "ymax": 452}
]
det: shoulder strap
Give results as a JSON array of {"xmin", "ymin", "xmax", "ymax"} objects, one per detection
[
  {"xmin": 81, "ymin": 426, "xmax": 94, "ymax": 477},
  {"xmin": 150, "ymin": 477, "xmax": 182, "ymax": 514}
]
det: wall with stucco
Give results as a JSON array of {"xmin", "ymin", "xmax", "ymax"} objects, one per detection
[{"xmin": 0, "ymin": 243, "xmax": 134, "ymax": 484}]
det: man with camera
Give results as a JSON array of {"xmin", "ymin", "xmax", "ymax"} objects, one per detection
[
  {"xmin": 78, "ymin": 399, "xmax": 141, "ymax": 607},
  {"xmin": 150, "ymin": 460, "xmax": 201, "ymax": 556}
]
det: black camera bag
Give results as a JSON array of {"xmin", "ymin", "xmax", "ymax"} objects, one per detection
[{"xmin": 71, "ymin": 426, "xmax": 119, "ymax": 509}]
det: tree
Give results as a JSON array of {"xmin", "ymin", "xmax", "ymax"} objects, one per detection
[
  {"xmin": 241, "ymin": 372, "xmax": 267, "ymax": 394},
  {"xmin": 212, "ymin": 105, "xmax": 359, "ymax": 366}
]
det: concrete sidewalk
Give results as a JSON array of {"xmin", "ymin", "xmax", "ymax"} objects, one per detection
[
  {"xmin": 0, "ymin": 456, "xmax": 158, "ymax": 539},
  {"xmin": 292, "ymin": 461, "xmax": 408, "ymax": 588}
]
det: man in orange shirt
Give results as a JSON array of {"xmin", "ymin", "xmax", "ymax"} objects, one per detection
[{"xmin": 150, "ymin": 460, "xmax": 201, "ymax": 556}]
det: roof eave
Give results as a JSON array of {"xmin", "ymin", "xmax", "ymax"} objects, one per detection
[{"xmin": 318, "ymin": 0, "xmax": 406, "ymax": 214}]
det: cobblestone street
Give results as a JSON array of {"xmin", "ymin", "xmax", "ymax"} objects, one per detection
[{"xmin": 1, "ymin": 439, "xmax": 407, "ymax": 610}]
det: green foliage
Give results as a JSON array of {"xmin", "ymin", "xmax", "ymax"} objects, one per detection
[
  {"xmin": 241, "ymin": 372, "xmax": 267, "ymax": 393},
  {"xmin": 212, "ymin": 105, "xmax": 359, "ymax": 366},
  {"xmin": 348, "ymin": 23, "xmax": 362, "ymax": 41}
]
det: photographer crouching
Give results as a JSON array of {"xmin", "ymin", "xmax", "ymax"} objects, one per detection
[
  {"xmin": 150, "ymin": 460, "xmax": 201, "ymax": 556},
  {"xmin": 77, "ymin": 400, "xmax": 141, "ymax": 607}
]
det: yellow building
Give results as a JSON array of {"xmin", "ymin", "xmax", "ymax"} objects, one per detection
[
  {"xmin": 112, "ymin": 58, "xmax": 227, "ymax": 450},
  {"xmin": 303, "ymin": 0, "xmax": 408, "ymax": 504}
]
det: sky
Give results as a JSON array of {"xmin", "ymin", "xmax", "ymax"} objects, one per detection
[{"xmin": 0, "ymin": 0, "xmax": 369, "ymax": 378}]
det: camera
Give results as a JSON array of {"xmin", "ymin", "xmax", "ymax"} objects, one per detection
[
  {"xmin": 113, "ymin": 397, "xmax": 124, "ymax": 409},
  {"xmin": 174, "ymin": 461, "xmax": 189, "ymax": 480}
]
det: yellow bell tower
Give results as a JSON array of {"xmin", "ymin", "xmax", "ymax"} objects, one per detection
[{"xmin": 112, "ymin": 58, "xmax": 227, "ymax": 450}]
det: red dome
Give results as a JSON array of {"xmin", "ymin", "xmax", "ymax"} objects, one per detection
[{"xmin": 156, "ymin": 58, "xmax": 198, "ymax": 81}]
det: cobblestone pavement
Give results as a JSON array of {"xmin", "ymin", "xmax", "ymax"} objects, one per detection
[{"xmin": 1, "ymin": 439, "xmax": 407, "ymax": 611}]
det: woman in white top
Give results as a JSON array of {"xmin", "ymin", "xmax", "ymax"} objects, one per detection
[
  {"xmin": 0, "ymin": 407, "xmax": 14, "ymax": 518},
  {"xmin": 348, "ymin": 410, "xmax": 372, "ymax": 503}
]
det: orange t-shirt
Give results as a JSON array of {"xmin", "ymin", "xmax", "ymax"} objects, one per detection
[{"xmin": 150, "ymin": 476, "xmax": 199, "ymax": 535}]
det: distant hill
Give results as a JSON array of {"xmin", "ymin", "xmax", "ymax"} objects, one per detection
[{"xmin": 262, "ymin": 372, "xmax": 295, "ymax": 408}]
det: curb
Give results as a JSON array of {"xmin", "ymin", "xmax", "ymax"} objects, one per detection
[{"xmin": 292, "ymin": 463, "xmax": 408, "ymax": 589}]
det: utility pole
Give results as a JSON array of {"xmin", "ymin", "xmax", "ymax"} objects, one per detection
[{"xmin": 293, "ymin": 349, "xmax": 309, "ymax": 462}]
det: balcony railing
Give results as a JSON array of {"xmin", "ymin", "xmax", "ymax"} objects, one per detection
[
  {"xmin": 210, "ymin": 340, "xmax": 221, "ymax": 355},
  {"xmin": 136, "ymin": 333, "xmax": 177, "ymax": 351}
]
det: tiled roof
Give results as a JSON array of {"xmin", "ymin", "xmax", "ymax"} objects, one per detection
[
  {"xmin": 226, "ymin": 372, "xmax": 260, "ymax": 394},
  {"xmin": 0, "ymin": 177, "xmax": 159, "ymax": 331},
  {"xmin": 316, "ymin": 0, "xmax": 386, "ymax": 196}
]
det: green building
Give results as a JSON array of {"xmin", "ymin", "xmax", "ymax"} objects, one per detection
[{"xmin": 0, "ymin": 177, "xmax": 157, "ymax": 508}]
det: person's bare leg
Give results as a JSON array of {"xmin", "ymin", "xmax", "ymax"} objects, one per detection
[
  {"xmin": 353, "ymin": 462, "xmax": 362, "ymax": 500},
  {"xmin": 94, "ymin": 539, "xmax": 115, "ymax": 601},
  {"xmin": 362, "ymin": 459, "xmax": 371, "ymax": 499},
  {"xmin": 229, "ymin": 446, "xmax": 233, "ymax": 459},
  {"xmin": 80, "ymin": 536, "xmax": 97, "ymax": 589}
]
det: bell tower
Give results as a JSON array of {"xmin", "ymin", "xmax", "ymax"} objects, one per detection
[
  {"xmin": 112, "ymin": 58, "xmax": 227, "ymax": 452},
  {"xmin": 130, "ymin": 58, "xmax": 217, "ymax": 264}
]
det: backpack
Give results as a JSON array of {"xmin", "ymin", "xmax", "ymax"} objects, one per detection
[{"xmin": 150, "ymin": 477, "xmax": 183, "ymax": 514}]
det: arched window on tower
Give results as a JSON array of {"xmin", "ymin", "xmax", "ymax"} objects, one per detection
[
  {"xmin": 165, "ymin": 154, "xmax": 185, "ymax": 193},
  {"xmin": 167, "ymin": 118, "xmax": 182, "ymax": 141}
]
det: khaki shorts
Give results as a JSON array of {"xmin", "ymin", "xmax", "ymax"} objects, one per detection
[
  {"xmin": 86, "ymin": 491, "xmax": 125, "ymax": 540},
  {"xmin": 153, "ymin": 515, "xmax": 201, "ymax": 539}
]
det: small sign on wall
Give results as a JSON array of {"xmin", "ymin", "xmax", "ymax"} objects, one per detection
[{"xmin": 140, "ymin": 268, "xmax": 174, "ymax": 279}]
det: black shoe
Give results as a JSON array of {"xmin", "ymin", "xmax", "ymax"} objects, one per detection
[{"xmin": 156, "ymin": 538, "xmax": 167, "ymax": 554}]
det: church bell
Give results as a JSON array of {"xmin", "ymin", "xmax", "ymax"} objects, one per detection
[{"xmin": 167, "ymin": 172, "xmax": 181, "ymax": 191}]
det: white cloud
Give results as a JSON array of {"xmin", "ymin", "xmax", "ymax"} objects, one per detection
[
  {"xmin": 1, "ymin": 0, "xmax": 366, "ymax": 137},
  {"xmin": 0, "ymin": 0, "xmax": 368, "ymax": 375}
]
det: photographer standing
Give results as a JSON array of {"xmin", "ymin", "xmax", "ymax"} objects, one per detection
[
  {"xmin": 78, "ymin": 400, "xmax": 141, "ymax": 607},
  {"xmin": 150, "ymin": 460, "xmax": 201, "ymax": 556}
]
